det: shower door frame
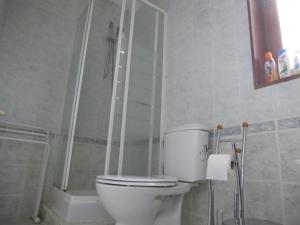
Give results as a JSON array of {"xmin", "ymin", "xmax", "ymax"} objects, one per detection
[
  {"xmin": 104, "ymin": 0, "xmax": 167, "ymax": 176},
  {"xmin": 60, "ymin": 0, "xmax": 94, "ymax": 191}
]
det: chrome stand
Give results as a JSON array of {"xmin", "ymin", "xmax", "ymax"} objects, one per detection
[{"xmin": 206, "ymin": 123, "xmax": 249, "ymax": 225}]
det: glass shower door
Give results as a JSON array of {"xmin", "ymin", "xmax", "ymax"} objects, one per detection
[
  {"xmin": 103, "ymin": 0, "xmax": 166, "ymax": 177},
  {"xmin": 54, "ymin": 0, "xmax": 94, "ymax": 190},
  {"xmin": 119, "ymin": 0, "xmax": 165, "ymax": 176}
]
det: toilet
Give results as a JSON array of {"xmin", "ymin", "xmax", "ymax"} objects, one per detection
[{"xmin": 96, "ymin": 124, "xmax": 209, "ymax": 225}]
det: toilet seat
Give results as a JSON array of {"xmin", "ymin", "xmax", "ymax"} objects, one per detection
[{"xmin": 96, "ymin": 175, "xmax": 178, "ymax": 187}]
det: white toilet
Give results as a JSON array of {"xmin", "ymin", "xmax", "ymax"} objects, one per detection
[{"xmin": 96, "ymin": 124, "xmax": 209, "ymax": 225}]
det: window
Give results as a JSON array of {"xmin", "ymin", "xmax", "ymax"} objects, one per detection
[{"xmin": 248, "ymin": 0, "xmax": 300, "ymax": 89}]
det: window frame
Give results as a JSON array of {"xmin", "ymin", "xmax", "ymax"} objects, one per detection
[{"xmin": 247, "ymin": 0, "xmax": 300, "ymax": 89}]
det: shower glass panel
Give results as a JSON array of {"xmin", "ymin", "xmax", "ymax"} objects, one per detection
[
  {"xmin": 54, "ymin": 0, "xmax": 94, "ymax": 190},
  {"xmin": 120, "ymin": 0, "xmax": 165, "ymax": 176},
  {"xmin": 106, "ymin": 0, "xmax": 132, "ymax": 175},
  {"xmin": 68, "ymin": 0, "xmax": 124, "ymax": 191}
]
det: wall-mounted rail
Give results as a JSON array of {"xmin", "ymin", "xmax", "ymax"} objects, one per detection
[{"xmin": 0, "ymin": 121, "xmax": 50, "ymax": 224}]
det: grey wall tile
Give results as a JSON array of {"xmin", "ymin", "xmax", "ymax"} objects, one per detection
[
  {"xmin": 70, "ymin": 142, "xmax": 93, "ymax": 171},
  {"xmin": 245, "ymin": 133, "xmax": 279, "ymax": 180},
  {"xmin": 278, "ymin": 130, "xmax": 300, "ymax": 153},
  {"xmin": 68, "ymin": 169, "xmax": 92, "ymax": 191},
  {"xmin": 240, "ymin": 84, "xmax": 276, "ymax": 124},
  {"xmin": 274, "ymin": 79, "xmax": 300, "ymax": 120},
  {"xmin": 280, "ymin": 149, "xmax": 300, "ymax": 183},
  {"xmin": 213, "ymin": 87, "xmax": 242, "ymax": 127},
  {"xmin": 89, "ymin": 144, "xmax": 106, "ymax": 173},
  {"xmin": 0, "ymin": 196, "xmax": 19, "ymax": 219},
  {"xmin": 245, "ymin": 181, "xmax": 283, "ymax": 223},
  {"xmin": 215, "ymin": 181, "xmax": 236, "ymax": 221},
  {"xmin": 283, "ymin": 184, "xmax": 300, "ymax": 225}
]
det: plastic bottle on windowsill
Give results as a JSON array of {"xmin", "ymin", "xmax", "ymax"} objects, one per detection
[
  {"xmin": 264, "ymin": 51, "xmax": 279, "ymax": 83},
  {"xmin": 292, "ymin": 50, "xmax": 300, "ymax": 75},
  {"xmin": 278, "ymin": 49, "xmax": 292, "ymax": 78}
]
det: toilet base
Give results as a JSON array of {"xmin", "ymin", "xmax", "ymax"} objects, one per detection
[{"xmin": 97, "ymin": 181, "xmax": 191, "ymax": 225}]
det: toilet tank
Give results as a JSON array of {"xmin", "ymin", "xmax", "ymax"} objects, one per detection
[{"xmin": 164, "ymin": 124, "xmax": 209, "ymax": 182}]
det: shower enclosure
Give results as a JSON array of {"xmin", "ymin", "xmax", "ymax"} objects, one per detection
[{"xmin": 54, "ymin": 0, "xmax": 166, "ymax": 196}]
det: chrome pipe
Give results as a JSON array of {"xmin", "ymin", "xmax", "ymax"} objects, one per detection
[
  {"xmin": 234, "ymin": 192, "xmax": 239, "ymax": 222},
  {"xmin": 215, "ymin": 125, "xmax": 223, "ymax": 154},
  {"xmin": 208, "ymin": 180, "xmax": 215, "ymax": 225},
  {"xmin": 233, "ymin": 144, "xmax": 245, "ymax": 225},
  {"xmin": 217, "ymin": 209, "xmax": 224, "ymax": 225},
  {"xmin": 239, "ymin": 124, "xmax": 248, "ymax": 225}
]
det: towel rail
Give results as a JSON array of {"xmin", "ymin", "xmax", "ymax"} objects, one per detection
[{"xmin": 0, "ymin": 121, "xmax": 50, "ymax": 224}]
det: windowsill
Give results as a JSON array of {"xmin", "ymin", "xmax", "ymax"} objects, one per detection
[{"xmin": 255, "ymin": 73, "xmax": 300, "ymax": 89}]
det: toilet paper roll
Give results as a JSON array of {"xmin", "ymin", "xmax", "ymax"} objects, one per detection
[{"xmin": 206, "ymin": 154, "xmax": 234, "ymax": 181}]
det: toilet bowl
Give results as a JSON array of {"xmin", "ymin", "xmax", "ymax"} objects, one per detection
[
  {"xmin": 96, "ymin": 124, "xmax": 209, "ymax": 225},
  {"xmin": 96, "ymin": 175, "xmax": 191, "ymax": 225}
]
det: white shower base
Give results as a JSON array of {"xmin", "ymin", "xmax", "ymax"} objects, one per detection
[{"xmin": 49, "ymin": 187, "xmax": 113, "ymax": 224}]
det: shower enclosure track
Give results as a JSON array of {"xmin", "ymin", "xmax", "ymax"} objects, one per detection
[{"xmin": 0, "ymin": 121, "xmax": 50, "ymax": 224}]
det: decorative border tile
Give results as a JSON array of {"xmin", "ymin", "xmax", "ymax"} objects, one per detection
[
  {"xmin": 55, "ymin": 117, "xmax": 300, "ymax": 144},
  {"xmin": 210, "ymin": 126, "xmax": 242, "ymax": 137},
  {"xmin": 74, "ymin": 136, "xmax": 107, "ymax": 145},
  {"xmin": 221, "ymin": 126, "xmax": 242, "ymax": 136},
  {"xmin": 277, "ymin": 117, "xmax": 300, "ymax": 130},
  {"xmin": 248, "ymin": 121, "xmax": 275, "ymax": 134}
]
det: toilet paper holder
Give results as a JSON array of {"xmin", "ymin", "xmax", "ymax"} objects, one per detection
[{"xmin": 206, "ymin": 122, "xmax": 248, "ymax": 225}]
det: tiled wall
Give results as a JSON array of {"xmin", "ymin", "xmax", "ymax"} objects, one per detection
[
  {"xmin": 0, "ymin": 0, "xmax": 87, "ymax": 133},
  {"xmin": 68, "ymin": 139, "xmax": 106, "ymax": 191},
  {"xmin": 0, "ymin": 0, "xmax": 122, "ymax": 196},
  {"xmin": 0, "ymin": 0, "xmax": 89, "ymax": 221},
  {"xmin": 74, "ymin": 0, "xmax": 121, "ymax": 141},
  {"xmin": 0, "ymin": 0, "xmax": 85, "ymax": 222},
  {"xmin": 163, "ymin": 0, "xmax": 300, "ymax": 225},
  {"xmin": 0, "ymin": 139, "xmax": 48, "ymax": 223},
  {"xmin": 164, "ymin": 0, "xmax": 300, "ymax": 129}
]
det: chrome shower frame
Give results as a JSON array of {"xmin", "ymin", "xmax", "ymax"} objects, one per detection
[{"xmin": 104, "ymin": 0, "xmax": 167, "ymax": 177}]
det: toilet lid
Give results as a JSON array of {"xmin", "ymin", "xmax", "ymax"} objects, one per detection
[{"xmin": 96, "ymin": 175, "xmax": 178, "ymax": 187}]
